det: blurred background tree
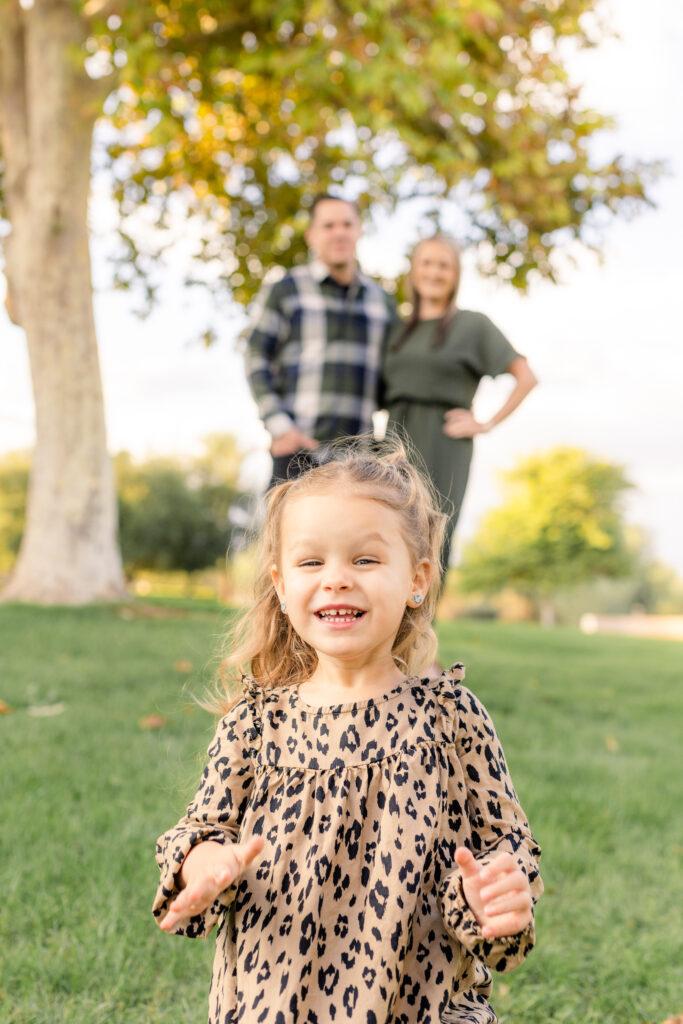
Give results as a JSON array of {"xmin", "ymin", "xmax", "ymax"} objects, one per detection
[
  {"xmin": 115, "ymin": 433, "xmax": 245, "ymax": 574},
  {"xmin": 0, "ymin": 436, "xmax": 248, "ymax": 580},
  {"xmin": 0, "ymin": 450, "xmax": 29, "ymax": 575},
  {"xmin": 458, "ymin": 447, "xmax": 636, "ymax": 624},
  {"xmin": 0, "ymin": 0, "xmax": 658, "ymax": 603}
]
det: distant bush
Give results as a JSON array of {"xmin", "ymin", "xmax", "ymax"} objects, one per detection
[{"xmin": 0, "ymin": 450, "xmax": 30, "ymax": 573}]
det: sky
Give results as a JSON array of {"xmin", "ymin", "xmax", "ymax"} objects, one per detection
[{"xmin": 2, "ymin": 0, "xmax": 683, "ymax": 574}]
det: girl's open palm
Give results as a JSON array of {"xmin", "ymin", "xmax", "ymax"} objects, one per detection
[
  {"xmin": 159, "ymin": 835, "xmax": 264, "ymax": 932},
  {"xmin": 455, "ymin": 847, "xmax": 532, "ymax": 939}
]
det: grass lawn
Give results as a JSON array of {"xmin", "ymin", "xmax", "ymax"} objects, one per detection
[{"xmin": 1, "ymin": 601, "xmax": 681, "ymax": 1023}]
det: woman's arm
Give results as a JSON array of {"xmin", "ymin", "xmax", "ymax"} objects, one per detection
[{"xmin": 443, "ymin": 357, "xmax": 537, "ymax": 438}]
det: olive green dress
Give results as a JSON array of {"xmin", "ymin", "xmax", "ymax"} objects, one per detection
[{"xmin": 381, "ymin": 311, "xmax": 519, "ymax": 571}]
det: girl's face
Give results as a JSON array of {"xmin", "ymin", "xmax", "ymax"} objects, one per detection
[
  {"xmin": 411, "ymin": 240, "xmax": 458, "ymax": 309},
  {"xmin": 272, "ymin": 490, "xmax": 430, "ymax": 673}
]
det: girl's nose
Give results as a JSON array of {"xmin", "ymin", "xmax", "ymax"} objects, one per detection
[{"xmin": 322, "ymin": 566, "xmax": 351, "ymax": 591}]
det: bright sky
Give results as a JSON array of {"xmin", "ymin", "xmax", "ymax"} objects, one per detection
[{"xmin": 2, "ymin": 0, "xmax": 682, "ymax": 573}]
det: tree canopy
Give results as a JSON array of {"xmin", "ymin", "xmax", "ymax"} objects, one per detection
[
  {"xmin": 87, "ymin": 0, "xmax": 655, "ymax": 314},
  {"xmin": 458, "ymin": 447, "xmax": 635, "ymax": 616}
]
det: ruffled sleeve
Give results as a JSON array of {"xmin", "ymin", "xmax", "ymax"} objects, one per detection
[
  {"xmin": 152, "ymin": 677, "xmax": 263, "ymax": 937},
  {"xmin": 437, "ymin": 679, "xmax": 543, "ymax": 973}
]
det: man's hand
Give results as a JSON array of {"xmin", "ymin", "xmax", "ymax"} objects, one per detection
[
  {"xmin": 270, "ymin": 428, "xmax": 320, "ymax": 456},
  {"xmin": 159, "ymin": 836, "xmax": 264, "ymax": 932},
  {"xmin": 455, "ymin": 848, "xmax": 532, "ymax": 939}
]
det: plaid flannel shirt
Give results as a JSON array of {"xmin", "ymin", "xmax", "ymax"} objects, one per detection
[{"xmin": 244, "ymin": 260, "xmax": 396, "ymax": 442}]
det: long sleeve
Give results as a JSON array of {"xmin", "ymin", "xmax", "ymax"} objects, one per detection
[
  {"xmin": 152, "ymin": 691, "xmax": 262, "ymax": 937},
  {"xmin": 243, "ymin": 280, "xmax": 295, "ymax": 439},
  {"xmin": 439, "ymin": 684, "xmax": 543, "ymax": 973}
]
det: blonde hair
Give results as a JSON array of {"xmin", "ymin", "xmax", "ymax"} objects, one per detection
[
  {"xmin": 391, "ymin": 233, "xmax": 462, "ymax": 352},
  {"xmin": 209, "ymin": 437, "xmax": 446, "ymax": 714}
]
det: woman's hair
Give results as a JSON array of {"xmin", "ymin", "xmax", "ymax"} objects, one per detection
[
  {"xmin": 390, "ymin": 233, "xmax": 462, "ymax": 353},
  {"xmin": 208, "ymin": 436, "xmax": 447, "ymax": 714}
]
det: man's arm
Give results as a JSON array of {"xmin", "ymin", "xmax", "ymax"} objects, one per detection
[{"xmin": 244, "ymin": 280, "xmax": 296, "ymax": 440}]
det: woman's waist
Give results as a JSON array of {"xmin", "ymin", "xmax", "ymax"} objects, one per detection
[{"xmin": 387, "ymin": 395, "xmax": 469, "ymax": 410}]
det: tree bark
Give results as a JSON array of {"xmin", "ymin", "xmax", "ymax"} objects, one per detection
[{"xmin": 0, "ymin": 0, "xmax": 126, "ymax": 603}]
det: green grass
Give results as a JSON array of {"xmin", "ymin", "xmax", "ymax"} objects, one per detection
[{"xmin": 1, "ymin": 602, "xmax": 681, "ymax": 1023}]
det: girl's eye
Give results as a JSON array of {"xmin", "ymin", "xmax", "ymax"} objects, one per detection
[
  {"xmin": 355, "ymin": 557, "xmax": 379, "ymax": 566},
  {"xmin": 299, "ymin": 559, "xmax": 322, "ymax": 567}
]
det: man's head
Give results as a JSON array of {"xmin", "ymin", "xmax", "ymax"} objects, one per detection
[{"xmin": 305, "ymin": 195, "xmax": 361, "ymax": 276}]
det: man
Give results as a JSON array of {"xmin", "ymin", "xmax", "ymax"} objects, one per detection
[{"xmin": 244, "ymin": 194, "xmax": 396, "ymax": 484}]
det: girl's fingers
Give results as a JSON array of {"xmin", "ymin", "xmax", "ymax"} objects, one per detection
[
  {"xmin": 455, "ymin": 847, "xmax": 480, "ymax": 880},
  {"xmin": 481, "ymin": 909, "xmax": 532, "ymax": 939},
  {"xmin": 484, "ymin": 890, "xmax": 531, "ymax": 918},
  {"xmin": 480, "ymin": 851, "xmax": 517, "ymax": 878},
  {"xmin": 234, "ymin": 835, "xmax": 265, "ymax": 870},
  {"xmin": 159, "ymin": 837, "xmax": 265, "ymax": 932},
  {"xmin": 221, "ymin": 836, "xmax": 265, "ymax": 884},
  {"xmin": 480, "ymin": 871, "xmax": 527, "ymax": 903}
]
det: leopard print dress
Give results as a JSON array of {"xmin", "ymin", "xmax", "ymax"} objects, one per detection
[{"xmin": 153, "ymin": 666, "xmax": 542, "ymax": 1023}]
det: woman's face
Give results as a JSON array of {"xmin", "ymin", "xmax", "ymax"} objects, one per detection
[{"xmin": 411, "ymin": 240, "xmax": 458, "ymax": 310}]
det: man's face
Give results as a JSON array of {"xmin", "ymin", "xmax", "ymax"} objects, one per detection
[{"xmin": 305, "ymin": 199, "xmax": 361, "ymax": 271}]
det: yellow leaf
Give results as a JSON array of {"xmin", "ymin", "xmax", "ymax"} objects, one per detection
[{"xmin": 138, "ymin": 714, "xmax": 169, "ymax": 729}]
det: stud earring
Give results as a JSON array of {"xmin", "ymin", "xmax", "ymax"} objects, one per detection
[
  {"xmin": 413, "ymin": 594, "xmax": 423, "ymax": 605},
  {"xmin": 280, "ymin": 600, "xmax": 287, "ymax": 613}
]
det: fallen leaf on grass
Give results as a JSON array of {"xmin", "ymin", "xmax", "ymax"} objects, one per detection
[
  {"xmin": 27, "ymin": 702, "xmax": 66, "ymax": 717},
  {"xmin": 605, "ymin": 733, "xmax": 619, "ymax": 752},
  {"xmin": 0, "ymin": 700, "xmax": 13, "ymax": 715},
  {"xmin": 138, "ymin": 714, "xmax": 169, "ymax": 730},
  {"xmin": 173, "ymin": 659, "xmax": 193, "ymax": 673}
]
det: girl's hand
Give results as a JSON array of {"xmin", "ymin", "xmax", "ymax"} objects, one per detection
[
  {"xmin": 443, "ymin": 409, "xmax": 489, "ymax": 438},
  {"xmin": 159, "ymin": 835, "xmax": 264, "ymax": 932},
  {"xmin": 455, "ymin": 847, "xmax": 533, "ymax": 939}
]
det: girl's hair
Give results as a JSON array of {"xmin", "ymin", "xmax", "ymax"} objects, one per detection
[
  {"xmin": 209, "ymin": 436, "xmax": 447, "ymax": 714},
  {"xmin": 390, "ymin": 233, "xmax": 462, "ymax": 353}
]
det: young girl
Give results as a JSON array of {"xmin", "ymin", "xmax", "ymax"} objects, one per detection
[{"xmin": 153, "ymin": 441, "xmax": 542, "ymax": 1024}]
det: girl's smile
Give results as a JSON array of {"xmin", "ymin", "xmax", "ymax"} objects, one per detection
[{"xmin": 314, "ymin": 604, "xmax": 367, "ymax": 627}]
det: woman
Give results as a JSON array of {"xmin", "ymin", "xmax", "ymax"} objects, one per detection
[{"xmin": 381, "ymin": 233, "xmax": 538, "ymax": 575}]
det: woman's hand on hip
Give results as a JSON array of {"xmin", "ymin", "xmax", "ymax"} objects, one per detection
[
  {"xmin": 159, "ymin": 836, "xmax": 265, "ymax": 932},
  {"xmin": 443, "ymin": 408, "xmax": 489, "ymax": 438}
]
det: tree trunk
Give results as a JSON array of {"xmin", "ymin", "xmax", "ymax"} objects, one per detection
[{"xmin": 0, "ymin": 0, "xmax": 126, "ymax": 603}]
